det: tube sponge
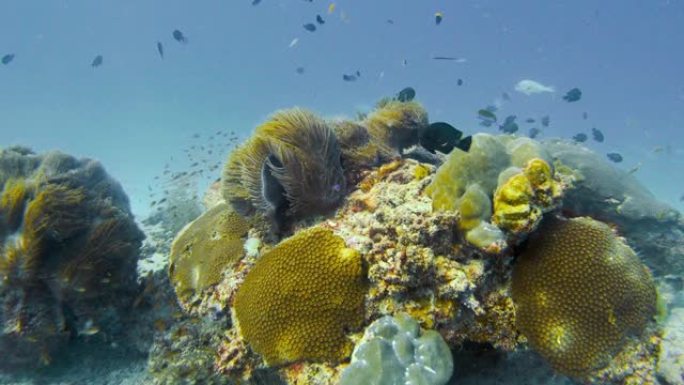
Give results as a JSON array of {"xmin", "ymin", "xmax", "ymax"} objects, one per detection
[
  {"xmin": 512, "ymin": 216, "xmax": 657, "ymax": 378},
  {"xmin": 339, "ymin": 313, "xmax": 453, "ymax": 385}
]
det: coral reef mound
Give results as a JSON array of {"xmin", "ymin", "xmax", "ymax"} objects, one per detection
[
  {"xmin": 221, "ymin": 108, "xmax": 345, "ymax": 232},
  {"xmin": 233, "ymin": 226, "xmax": 367, "ymax": 366},
  {"xmin": 511, "ymin": 216, "xmax": 657, "ymax": 378},
  {"xmin": 340, "ymin": 313, "xmax": 453, "ymax": 385},
  {"xmin": 0, "ymin": 146, "xmax": 143, "ymax": 369},
  {"xmin": 168, "ymin": 202, "xmax": 248, "ymax": 309}
]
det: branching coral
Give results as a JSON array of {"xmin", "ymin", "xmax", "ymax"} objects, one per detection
[
  {"xmin": 233, "ymin": 226, "xmax": 366, "ymax": 366},
  {"xmin": 512, "ymin": 216, "xmax": 657, "ymax": 379}
]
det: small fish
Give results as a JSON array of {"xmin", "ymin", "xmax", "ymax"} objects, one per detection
[
  {"xmin": 541, "ymin": 115, "xmax": 550, "ymax": 127},
  {"xmin": 652, "ymin": 146, "xmax": 665, "ymax": 154},
  {"xmin": 563, "ymin": 87, "xmax": 582, "ymax": 102},
  {"xmin": 432, "ymin": 56, "xmax": 467, "ymax": 63},
  {"xmin": 252, "ymin": 0, "xmax": 261, "ymax": 5},
  {"xmin": 499, "ymin": 115, "xmax": 519, "ymax": 134},
  {"xmin": 582, "ymin": 111, "xmax": 588, "ymax": 120},
  {"xmin": 515, "ymin": 79, "xmax": 555, "ymax": 95},
  {"xmin": 328, "ymin": 3, "xmax": 336, "ymax": 14},
  {"xmin": 627, "ymin": 162, "xmax": 642, "ymax": 175},
  {"xmin": 80, "ymin": 325, "xmax": 100, "ymax": 336},
  {"xmin": 528, "ymin": 127, "xmax": 541, "ymax": 139},
  {"xmin": 402, "ymin": 58, "xmax": 408, "ymax": 66},
  {"xmin": 478, "ymin": 109, "xmax": 497, "ymax": 121},
  {"xmin": 420, "ymin": 122, "xmax": 472, "ymax": 154},
  {"xmin": 386, "ymin": 19, "xmax": 394, "ymax": 24},
  {"xmin": 501, "ymin": 92, "xmax": 512, "ymax": 101},
  {"xmin": 289, "ymin": 38, "xmax": 299, "ymax": 48},
  {"xmin": 172, "ymin": 29, "xmax": 187, "ymax": 43},
  {"xmin": 435, "ymin": 12, "xmax": 443, "ymax": 25},
  {"xmin": 150, "ymin": 200, "xmax": 157, "ymax": 207},
  {"xmin": 356, "ymin": 70, "xmax": 361, "ymax": 77},
  {"xmin": 525, "ymin": 118, "xmax": 535, "ymax": 123},
  {"xmin": 156, "ymin": 41, "xmax": 164, "ymax": 58},
  {"xmin": 572, "ymin": 133, "xmax": 588, "ymax": 142},
  {"xmin": 158, "ymin": 198, "xmax": 167, "ymax": 204},
  {"xmin": 91, "ymin": 55, "xmax": 103, "ymax": 67},
  {"xmin": 397, "ymin": 87, "xmax": 416, "ymax": 102},
  {"xmin": 342, "ymin": 73, "xmax": 357, "ymax": 81},
  {"xmin": 591, "ymin": 127, "xmax": 604, "ymax": 142},
  {"xmin": 1, "ymin": 54, "xmax": 14, "ymax": 65},
  {"xmin": 316, "ymin": 14, "xmax": 325, "ymax": 24},
  {"xmin": 303, "ymin": 23, "xmax": 316, "ymax": 32},
  {"xmin": 606, "ymin": 152, "xmax": 623, "ymax": 163},
  {"xmin": 295, "ymin": 66, "xmax": 305, "ymax": 74},
  {"xmin": 457, "ymin": 78, "xmax": 463, "ymax": 86}
]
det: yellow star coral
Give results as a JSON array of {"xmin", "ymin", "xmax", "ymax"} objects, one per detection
[
  {"xmin": 233, "ymin": 227, "xmax": 366, "ymax": 366},
  {"xmin": 512, "ymin": 216, "xmax": 657, "ymax": 379},
  {"xmin": 169, "ymin": 203, "xmax": 249, "ymax": 305}
]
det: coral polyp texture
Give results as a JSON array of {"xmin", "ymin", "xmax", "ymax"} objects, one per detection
[
  {"xmin": 221, "ymin": 108, "xmax": 345, "ymax": 232},
  {"xmin": 168, "ymin": 202, "xmax": 248, "ymax": 309},
  {"xmin": 0, "ymin": 146, "xmax": 143, "ymax": 369},
  {"xmin": 492, "ymin": 157, "xmax": 561, "ymax": 234},
  {"xmin": 511, "ymin": 216, "xmax": 657, "ymax": 379},
  {"xmin": 426, "ymin": 134, "xmax": 564, "ymax": 248},
  {"xmin": 361, "ymin": 100, "xmax": 428, "ymax": 154},
  {"xmin": 233, "ymin": 226, "xmax": 367, "ymax": 366}
]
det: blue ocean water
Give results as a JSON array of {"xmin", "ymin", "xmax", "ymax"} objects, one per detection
[{"xmin": 1, "ymin": 0, "xmax": 682, "ymax": 219}]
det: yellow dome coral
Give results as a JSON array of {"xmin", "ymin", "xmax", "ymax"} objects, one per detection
[
  {"xmin": 512, "ymin": 216, "xmax": 657, "ymax": 378},
  {"xmin": 169, "ymin": 203, "xmax": 249, "ymax": 306},
  {"xmin": 233, "ymin": 227, "xmax": 366, "ymax": 366}
]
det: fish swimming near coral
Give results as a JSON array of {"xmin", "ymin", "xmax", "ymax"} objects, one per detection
[
  {"xmin": 477, "ymin": 108, "xmax": 497, "ymax": 127},
  {"xmin": 91, "ymin": 55, "xmax": 103, "ymax": 68},
  {"xmin": 563, "ymin": 87, "xmax": 582, "ymax": 102},
  {"xmin": 499, "ymin": 115, "xmax": 519, "ymax": 134},
  {"xmin": 172, "ymin": 29, "xmax": 187, "ymax": 43},
  {"xmin": 419, "ymin": 122, "xmax": 472, "ymax": 154},
  {"xmin": 591, "ymin": 127, "xmax": 604, "ymax": 142},
  {"xmin": 303, "ymin": 23, "xmax": 316, "ymax": 32},
  {"xmin": 541, "ymin": 115, "xmax": 550, "ymax": 127},
  {"xmin": 342, "ymin": 73, "xmax": 357, "ymax": 81},
  {"xmin": 606, "ymin": 152, "xmax": 623, "ymax": 163},
  {"xmin": 316, "ymin": 14, "xmax": 325, "ymax": 24},
  {"xmin": 434, "ymin": 12, "xmax": 443, "ymax": 25},
  {"xmin": 528, "ymin": 127, "xmax": 541, "ymax": 139},
  {"xmin": 396, "ymin": 87, "xmax": 416, "ymax": 102},
  {"xmin": 457, "ymin": 78, "xmax": 463, "ymax": 86},
  {"xmin": 2, "ymin": 54, "xmax": 14, "ymax": 65},
  {"xmin": 515, "ymin": 79, "xmax": 555, "ymax": 95},
  {"xmin": 156, "ymin": 41, "xmax": 164, "ymax": 58},
  {"xmin": 572, "ymin": 133, "xmax": 588, "ymax": 142}
]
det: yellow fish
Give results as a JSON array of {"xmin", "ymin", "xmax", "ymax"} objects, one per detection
[{"xmin": 328, "ymin": 2, "xmax": 335, "ymax": 14}]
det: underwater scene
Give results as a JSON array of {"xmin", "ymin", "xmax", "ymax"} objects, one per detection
[{"xmin": 1, "ymin": 1, "xmax": 683, "ymax": 384}]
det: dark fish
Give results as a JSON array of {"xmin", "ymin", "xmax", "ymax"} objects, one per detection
[
  {"xmin": 591, "ymin": 127, "xmax": 604, "ymax": 143},
  {"xmin": 435, "ymin": 12, "xmax": 443, "ymax": 25},
  {"xmin": 386, "ymin": 19, "xmax": 394, "ymax": 24},
  {"xmin": 158, "ymin": 198, "xmax": 167, "ymax": 204},
  {"xmin": 420, "ymin": 122, "xmax": 472, "ymax": 154},
  {"xmin": 525, "ymin": 118, "xmax": 535, "ymax": 123},
  {"xmin": 172, "ymin": 29, "xmax": 187, "ymax": 43},
  {"xmin": 397, "ymin": 87, "xmax": 416, "ymax": 102},
  {"xmin": 91, "ymin": 55, "xmax": 103, "ymax": 67},
  {"xmin": 316, "ymin": 14, "xmax": 325, "ymax": 24},
  {"xmin": 432, "ymin": 56, "xmax": 461, "ymax": 61},
  {"xmin": 303, "ymin": 23, "xmax": 316, "ymax": 32},
  {"xmin": 499, "ymin": 115, "xmax": 519, "ymax": 134},
  {"xmin": 563, "ymin": 87, "xmax": 582, "ymax": 102},
  {"xmin": 252, "ymin": 0, "xmax": 261, "ymax": 5},
  {"xmin": 342, "ymin": 74, "xmax": 357, "ymax": 81},
  {"xmin": 157, "ymin": 41, "xmax": 164, "ymax": 58},
  {"xmin": 478, "ymin": 109, "xmax": 497, "ymax": 121},
  {"xmin": 572, "ymin": 133, "xmax": 588, "ymax": 142},
  {"xmin": 582, "ymin": 112, "xmax": 588, "ymax": 120},
  {"xmin": 457, "ymin": 78, "xmax": 463, "ymax": 86},
  {"xmin": 528, "ymin": 127, "xmax": 541, "ymax": 139},
  {"xmin": 295, "ymin": 67, "xmax": 305, "ymax": 74},
  {"xmin": 501, "ymin": 92, "xmax": 511, "ymax": 101},
  {"xmin": 541, "ymin": 115, "xmax": 550, "ymax": 127},
  {"xmin": 606, "ymin": 153, "xmax": 623, "ymax": 163},
  {"xmin": 1, "ymin": 54, "xmax": 14, "ymax": 65}
]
